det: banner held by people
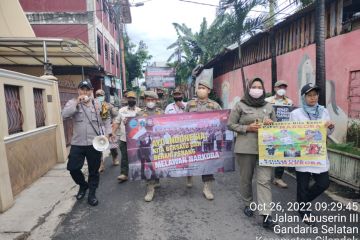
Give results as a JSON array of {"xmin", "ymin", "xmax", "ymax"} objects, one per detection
[
  {"xmin": 258, "ymin": 120, "xmax": 327, "ymax": 167},
  {"xmin": 126, "ymin": 110, "xmax": 235, "ymax": 180}
]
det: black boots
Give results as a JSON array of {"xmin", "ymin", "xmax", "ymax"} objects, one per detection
[
  {"xmin": 88, "ymin": 188, "xmax": 99, "ymax": 206},
  {"xmin": 243, "ymin": 206, "xmax": 254, "ymax": 217},
  {"xmin": 76, "ymin": 185, "xmax": 88, "ymax": 200}
]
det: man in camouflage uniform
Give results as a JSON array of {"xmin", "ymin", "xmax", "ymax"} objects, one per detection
[
  {"xmin": 156, "ymin": 87, "xmax": 169, "ymax": 110},
  {"xmin": 136, "ymin": 91, "xmax": 164, "ymax": 202},
  {"xmin": 185, "ymin": 79, "xmax": 221, "ymax": 200}
]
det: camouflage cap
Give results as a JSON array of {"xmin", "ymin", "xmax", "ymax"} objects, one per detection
[
  {"xmin": 144, "ymin": 90, "xmax": 158, "ymax": 99},
  {"xmin": 126, "ymin": 91, "xmax": 136, "ymax": 98},
  {"xmin": 173, "ymin": 86, "xmax": 182, "ymax": 94},
  {"xmin": 198, "ymin": 79, "xmax": 212, "ymax": 90},
  {"xmin": 95, "ymin": 89, "xmax": 105, "ymax": 96},
  {"xmin": 274, "ymin": 80, "xmax": 288, "ymax": 87}
]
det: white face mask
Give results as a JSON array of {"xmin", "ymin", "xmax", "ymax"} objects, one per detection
[
  {"xmin": 276, "ymin": 89, "xmax": 286, "ymax": 96},
  {"xmin": 146, "ymin": 102, "xmax": 156, "ymax": 109},
  {"xmin": 249, "ymin": 88, "xmax": 263, "ymax": 99}
]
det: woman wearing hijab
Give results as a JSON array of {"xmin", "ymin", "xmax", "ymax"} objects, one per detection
[
  {"xmin": 289, "ymin": 83, "xmax": 335, "ymax": 224},
  {"xmin": 227, "ymin": 78, "xmax": 277, "ymax": 229}
]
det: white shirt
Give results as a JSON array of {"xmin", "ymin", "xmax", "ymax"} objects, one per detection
[
  {"xmin": 289, "ymin": 108, "xmax": 334, "ymax": 173},
  {"xmin": 114, "ymin": 106, "xmax": 142, "ymax": 142},
  {"xmin": 165, "ymin": 102, "xmax": 187, "ymax": 114}
]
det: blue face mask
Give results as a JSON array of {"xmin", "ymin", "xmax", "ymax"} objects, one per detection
[{"xmin": 97, "ymin": 96, "xmax": 105, "ymax": 103}]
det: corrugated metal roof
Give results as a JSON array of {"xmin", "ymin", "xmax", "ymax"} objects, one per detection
[{"xmin": 0, "ymin": 37, "xmax": 98, "ymax": 67}]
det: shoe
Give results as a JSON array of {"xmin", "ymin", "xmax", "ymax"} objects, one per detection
[
  {"xmin": 87, "ymin": 189, "xmax": 99, "ymax": 206},
  {"xmin": 203, "ymin": 181, "xmax": 214, "ymax": 200},
  {"xmin": 117, "ymin": 174, "xmax": 128, "ymax": 182},
  {"xmin": 154, "ymin": 179, "xmax": 161, "ymax": 188},
  {"xmin": 186, "ymin": 176, "xmax": 193, "ymax": 188},
  {"xmin": 112, "ymin": 159, "xmax": 120, "ymax": 166},
  {"xmin": 273, "ymin": 178, "xmax": 288, "ymax": 188},
  {"xmin": 262, "ymin": 215, "xmax": 278, "ymax": 229},
  {"xmin": 76, "ymin": 185, "xmax": 88, "ymax": 200},
  {"xmin": 299, "ymin": 211, "xmax": 315, "ymax": 226},
  {"xmin": 243, "ymin": 206, "xmax": 254, "ymax": 217},
  {"xmin": 144, "ymin": 183, "xmax": 155, "ymax": 202},
  {"xmin": 99, "ymin": 161, "xmax": 105, "ymax": 173}
]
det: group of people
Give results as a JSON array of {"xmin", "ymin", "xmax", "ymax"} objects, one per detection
[{"xmin": 62, "ymin": 76, "xmax": 334, "ymax": 230}]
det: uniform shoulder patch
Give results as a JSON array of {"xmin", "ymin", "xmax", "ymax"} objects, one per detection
[{"xmin": 188, "ymin": 100, "xmax": 197, "ymax": 107}]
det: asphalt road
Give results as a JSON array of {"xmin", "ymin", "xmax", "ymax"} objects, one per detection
[{"xmin": 52, "ymin": 156, "xmax": 359, "ymax": 240}]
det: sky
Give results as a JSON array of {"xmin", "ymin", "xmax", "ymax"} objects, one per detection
[
  {"xmin": 126, "ymin": 0, "xmax": 220, "ymax": 63},
  {"xmin": 126, "ymin": 0, "xmax": 295, "ymax": 63}
]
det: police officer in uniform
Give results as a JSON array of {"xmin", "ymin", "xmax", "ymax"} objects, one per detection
[
  {"xmin": 137, "ymin": 91, "xmax": 164, "ymax": 202},
  {"xmin": 185, "ymin": 79, "xmax": 221, "ymax": 200},
  {"xmin": 62, "ymin": 80, "xmax": 112, "ymax": 206}
]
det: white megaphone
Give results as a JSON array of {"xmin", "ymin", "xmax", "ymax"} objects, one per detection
[{"xmin": 92, "ymin": 135, "xmax": 109, "ymax": 152}]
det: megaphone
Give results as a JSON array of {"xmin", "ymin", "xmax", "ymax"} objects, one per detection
[{"xmin": 92, "ymin": 135, "xmax": 109, "ymax": 152}]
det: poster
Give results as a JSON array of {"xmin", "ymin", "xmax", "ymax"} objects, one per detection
[
  {"xmin": 258, "ymin": 120, "xmax": 327, "ymax": 167},
  {"xmin": 125, "ymin": 110, "xmax": 235, "ymax": 180},
  {"xmin": 273, "ymin": 105, "xmax": 295, "ymax": 122},
  {"xmin": 145, "ymin": 67, "xmax": 175, "ymax": 88}
]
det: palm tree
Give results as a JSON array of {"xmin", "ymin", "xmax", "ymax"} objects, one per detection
[{"xmin": 218, "ymin": 0, "xmax": 267, "ymax": 94}]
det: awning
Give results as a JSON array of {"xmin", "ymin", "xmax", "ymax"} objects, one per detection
[{"xmin": 0, "ymin": 37, "xmax": 99, "ymax": 67}]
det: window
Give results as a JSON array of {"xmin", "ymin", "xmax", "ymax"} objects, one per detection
[
  {"xmin": 116, "ymin": 53, "xmax": 119, "ymax": 67},
  {"xmin": 33, "ymin": 88, "xmax": 46, "ymax": 128},
  {"xmin": 105, "ymin": 43, "xmax": 109, "ymax": 60},
  {"xmin": 111, "ymin": 48, "xmax": 115, "ymax": 65},
  {"xmin": 97, "ymin": 36, "xmax": 101, "ymax": 55},
  {"xmin": 5, "ymin": 85, "xmax": 23, "ymax": 134}
]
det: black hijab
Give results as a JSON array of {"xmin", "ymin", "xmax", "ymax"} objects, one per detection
[{"xmin": 241, "ymin": 77, "xmax": 267, "ymax": 107}]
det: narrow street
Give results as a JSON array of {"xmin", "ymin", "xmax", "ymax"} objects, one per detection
[{"xmin": 52, "ymin": 156, "xmax": 359, "ymax": 240}]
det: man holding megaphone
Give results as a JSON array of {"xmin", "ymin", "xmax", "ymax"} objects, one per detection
[{"xmin": 62, "ymin": 80, "xmax": 112, "ymax": 206}]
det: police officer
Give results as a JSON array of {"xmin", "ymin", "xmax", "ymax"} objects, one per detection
[
  {"xmin": 62, "ymin": 80, "xmax": 112, "ymax": 206},
  {"xmin": 265, "ymin": 80, "xmax": 293, "ymax": 188},
  {"xmin": 165, "ymin": 86, "xmax": 187, "ymax": 114},
  {"xmin": 137, "ymin": 91, "xmax": 164, "ymax": 202},
  {"xmin": 185, "ymin": 79, "xmax": 221, "ymax": 200}
]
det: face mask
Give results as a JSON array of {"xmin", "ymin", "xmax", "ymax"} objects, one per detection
[
  {"xmin": 158, "ymin": 93, "xmax": 164, "ymax": 98},
  {"xmin": 128, "ymin": 100, "xmax": 136, "ymax": 107},
  {"xmin": 249, "ymin": 88, "xmax": 263, "ymax": 99},
  {"xmin": 174, "ymin": 97, "xmax": 183, "ymax": 102},
  {"xmin": 276, "ymin": 89, "xmax": 286, "ymax": 96},
  {"xmin": 97, "ymin": 96, "xmax": 104, "ymax": 103},
  {"xmin": 197, "ymin": 89, "xmax": 208, "ymax": 99},
  {"xmin": 146, "ymin": 102, "xmax": 156, "ymax": 109}
]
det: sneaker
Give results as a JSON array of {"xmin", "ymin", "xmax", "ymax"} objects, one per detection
[
  {"xmin": 186, "ymin": 176, "xmax": 193, "ymax": 188},
  {"xmin": 112, "ymin": 159, "xmax": 120, "ymax": 166},
  {"xmin": 262, "ymin": 215, "xmax": 278, "ymax": 229},
  {"xmin": 144, "ymin": 184, "xmax": 155, "ymax": 202},
  {"xmin": 273, "ymin": 178, "xmax": 288, "ymax": 188},
  {"xmin": 117, "ymin": 174, "xmax": 128, "ymax": 182},
  {"xmin": 203, "ymin": 181, "xmax": 214, "ymax": 200},
  {"xmin": 243, "ymin": 206, "xmax": 254, "ymax": 217}
]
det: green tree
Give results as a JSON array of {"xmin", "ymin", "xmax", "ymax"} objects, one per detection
[
  {"xmin": 218, "ymin": 0, "xmax": 267, "ymax": 94},
  {"xmin": 123, "ymin": 33, "xmax": 152, "ymax": 90}
]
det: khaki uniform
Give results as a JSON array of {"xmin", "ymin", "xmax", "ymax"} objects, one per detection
[
  {"xmin": 185, "ymin": 98, "xmax": 221, "ymax": 182},
  {"xmin": 157, "ymin": 97, "xmax": 169, "ymax": 110},
  {"xmin": 227, "ymin": 101, "xmax": 276, "ymax": 215},
  {"xmin": 265, "ymin": 96, "xmax": 293, "ymax": 106}
]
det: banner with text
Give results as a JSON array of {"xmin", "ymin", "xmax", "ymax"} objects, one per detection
[
  {"xmin": 273, "ymin": 105, "xmax": 295, "ymax": 122},
  {"xmin": 258, "ymin": 120, "xmax": 327, "ymax": 167},
  {"xmin": 126, "ymin": 110, "xmax": 235, "ymax": 180},
  {"xmin": 145, "ymin": 66, "xmax": 175, "ymax": 88}
]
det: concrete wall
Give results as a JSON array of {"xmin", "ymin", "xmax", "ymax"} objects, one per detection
[
  {"xmin": 214, "ymin": 29, "xmax": 360, "ymax": 143},
  {"xmin": 0, "ymin": 69, "xmax": 67, "ymax": 212}
]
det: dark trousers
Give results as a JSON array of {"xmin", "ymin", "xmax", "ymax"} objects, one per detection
[
  {"xmin": 67, "ymin": 145, "xmax": 102, "ymax": 189},
  {"xmin": 296, "ymin": 171, "xmax": 330, "ymax": 211},
  {"xmin": 202, "ymin": 174, "xmax": 214, "ymax": 182},
  {"xmin": 119, "ymin": 140, "xmax": 129, "ymax": 175},
  {"xmin": 274, "ymin": 167, "xmax": 284, "ymax": 179}
]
